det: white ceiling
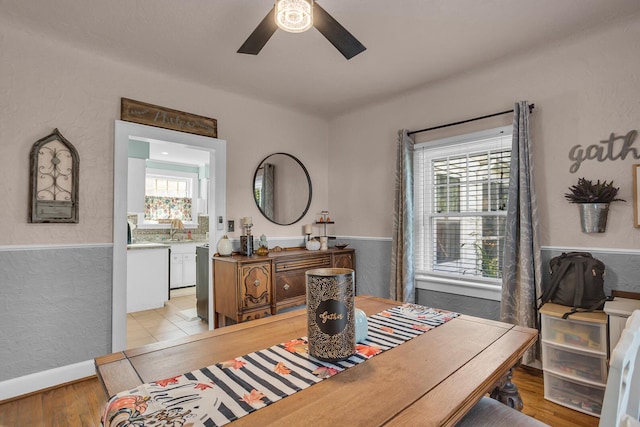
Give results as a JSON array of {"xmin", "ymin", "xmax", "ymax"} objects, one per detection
[
  {"xmin": 145, "ymin": 138, "xmax": 211, "ymax": 167},
  {"xmin": 2, "ymin": 0, "xmax": 640, "ymax": 118}
]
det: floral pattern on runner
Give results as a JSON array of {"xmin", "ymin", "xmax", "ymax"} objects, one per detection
[{"xmin": 102, "ymin": 304, "xmax": 458, "ymax": 427}]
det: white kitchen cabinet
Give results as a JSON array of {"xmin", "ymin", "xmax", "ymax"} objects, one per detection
[
  {"xmin": 170, "ymin": 242, "xmax": 197, "ymax": 289},
  {"xmin": 183, "ymin": 252, "xmax": 196, "ymax": 285},
  {"xmin": 127, "ymin": 245, "xmax": 169, "ymax": 313},
  {"xmin": 604, "ymin": 297, "xmax": 640, "ymax": 356}
]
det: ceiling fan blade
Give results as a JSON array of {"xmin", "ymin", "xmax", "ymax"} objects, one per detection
[
  {"xmin": 237, "ymin": 7, "xmax": 278, "ymax": 55},
  {"xmin": 313, "ymin": 3, "xmax": 366, "ymax": 60}
]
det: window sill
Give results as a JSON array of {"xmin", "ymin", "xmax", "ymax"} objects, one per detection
[{"xmin": 415, "ymin": 273, "xmax": 501, "ymax": 301}]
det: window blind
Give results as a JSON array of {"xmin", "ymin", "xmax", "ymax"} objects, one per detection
[{"xmin": 414, "ymin": 127, "xmax": 512, "ymax": 281}]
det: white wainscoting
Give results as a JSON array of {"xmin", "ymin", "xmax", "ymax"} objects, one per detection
[{"xmin": 0, "ymin": 360, "xmax": 95, "ymax": 401}]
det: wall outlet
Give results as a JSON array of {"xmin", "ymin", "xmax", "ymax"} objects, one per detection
[{"xmin": 228, "ymin": 220, "xmax": 235, "ymax": 232}]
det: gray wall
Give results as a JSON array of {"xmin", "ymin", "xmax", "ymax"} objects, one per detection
[
  {"xmin": 4, "ymin": 239, "xmax": 633, "ymax": 383},
  {"xmin": 413, "ymin": 247, "xmax": 640, "ymax": 321},
  {"xmin": 346, "ymin": 238, "xmax": 391, "ymax": 299},
  {"xmin": 417, "ymin": 289, "xmax": 501, "ymax": 321},
  {"xmin": 0, "ymin": 245, "xmax": 112, "ymax": 381},
  {"xmin": 541, "ymin": 248, "xmax": 640, "ymax": 297}
]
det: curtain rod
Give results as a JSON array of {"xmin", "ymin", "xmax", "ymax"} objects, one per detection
[{"xmin": 407, "ymin": 103, "xmax": 535, "ymax": 136}]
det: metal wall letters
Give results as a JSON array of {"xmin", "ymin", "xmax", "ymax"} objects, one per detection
[{"xmin": 568, "ymin": 130, "xmax": 639, "ymax": 173}]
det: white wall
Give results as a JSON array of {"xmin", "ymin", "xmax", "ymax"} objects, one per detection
[
  {"xmin": 0, "ymin": 20, "xmax": 329, "ymax": 246},
  {"xmin": 328, "ymin": 14, "xmax": 640, "ymax": 252},
  {"xmin": 0, "ymin": 17, "xmax": 329, "ymax": 394},
  {"xmin": 3, "ymin": 4, "xmax": 640, "ymax": 396}
]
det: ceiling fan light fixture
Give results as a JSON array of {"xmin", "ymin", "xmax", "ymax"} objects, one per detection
[{"xmin": 274, "ymin": 0, "xmax": 313, "ymax": 33}]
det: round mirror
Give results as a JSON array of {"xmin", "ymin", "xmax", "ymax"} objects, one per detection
[{"xmin": 253, "ymin": 153, "xmax": 312, "ymax": 225}]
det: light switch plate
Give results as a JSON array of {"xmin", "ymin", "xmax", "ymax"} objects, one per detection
[
  {"xmin": 217, "ymin": 216, "xmax": 224, "ymax": 230},
  {"xmin": 228, "ymin": 220, "xmax": 235, "ymax": 232}
]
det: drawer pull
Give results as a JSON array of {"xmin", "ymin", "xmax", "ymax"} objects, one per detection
[
  {"xmin": 283, "ymin": 284, "xmax": 290, "ymax": 291},
  {"xmin": 253, "ymin": 280, "xmax": 261, "ymax": 287}
]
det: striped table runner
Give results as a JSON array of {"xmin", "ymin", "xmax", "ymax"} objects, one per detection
[{"xmin": 102, "ymin": 303, "xmax": 458, "ymax": 427}]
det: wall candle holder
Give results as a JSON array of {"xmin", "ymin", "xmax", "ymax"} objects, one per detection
[
  {"xmin": 240, "ymin": 235, "xmax": 253, "ymax": 257},
  {"xmin": 241, "ymin": 216, "xmax": 254, "ymax": 256}
]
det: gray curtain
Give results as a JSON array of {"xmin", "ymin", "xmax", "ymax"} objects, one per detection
[
  {"xmin": 261, "ymin": 163, "xmax": 275, "ymax": 219},
  {"xmin": 390, "ymin": 129, "xmax": 415, "ymax": 303},
  {"xmin": 501, "ymin": 101, "xmax": 542, "ymax": 365}
]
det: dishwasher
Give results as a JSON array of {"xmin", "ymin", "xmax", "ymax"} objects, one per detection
[{"xmin": 195, "ymin": 243, "xmax": 209, "ymax": 321}]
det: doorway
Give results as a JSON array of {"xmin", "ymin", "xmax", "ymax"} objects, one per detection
[{"xmin": 113, "ymin": 120, "xmax": 226, "ymax": 352}]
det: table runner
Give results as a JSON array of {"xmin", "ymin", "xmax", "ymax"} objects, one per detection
[{"xmin": 102, "ymin": 303, "xmax": 458, "ymax": 427}]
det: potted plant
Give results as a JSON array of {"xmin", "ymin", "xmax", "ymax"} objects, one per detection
[{"xmin": 564, "ymin": 178, "xmax": 625, "ymax": 233}]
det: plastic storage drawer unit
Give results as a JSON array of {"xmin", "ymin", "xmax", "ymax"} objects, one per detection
[
  {"xmin": 541, "ymin": 312, "xmax": 607, "ymax": 353},
  {"xmin": 544, "ymin": 371, "xmax": 605, "ymax": 416},
  {"xmin": 542, "ymin": 341, "xmax": 607, "ymax": 384},
  {"xmin": 540, "ymin": 303, "xmax": 608, "ymax": 417}
]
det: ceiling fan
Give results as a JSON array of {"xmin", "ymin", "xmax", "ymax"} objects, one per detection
[{"xmin": 238, "ymin": 0, "xmax": 366, "ymax": 60}]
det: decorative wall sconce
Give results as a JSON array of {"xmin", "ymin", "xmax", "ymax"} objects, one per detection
[{"xmin": 29, "ymin": 128, "xmax": 79, "ymax": 223}]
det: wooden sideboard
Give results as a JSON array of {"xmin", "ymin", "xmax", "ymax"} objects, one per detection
[{"xmin": 213, "ymin": 248, "xmax": 355, "ymax": 327}]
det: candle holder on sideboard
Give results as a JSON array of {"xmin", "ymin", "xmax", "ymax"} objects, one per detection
[{"xmin": 240, "ymin": 235, "xmax": 253, "ymax": 257}]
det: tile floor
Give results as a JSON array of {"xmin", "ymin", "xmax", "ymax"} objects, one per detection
[{"xmin": 126, "ymin": 287, "xmax": 209, "ymax": 349}]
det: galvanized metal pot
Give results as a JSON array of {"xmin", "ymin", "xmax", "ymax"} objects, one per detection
[{"xmin": 579, "ymin": 203, "xmax": 609, "ymax": 233}]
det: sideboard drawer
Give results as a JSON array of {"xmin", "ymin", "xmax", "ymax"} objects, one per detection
[
  {"xmin": 275, "ymin": 271, "xmax": 307, "ymax": 302},
  {"xmin": 275, "ymin": 255, "xmax": 331, "ymax": 273},
  {"xmin": 240, "ymin": 307, "xmax": 271, "ymax": 323},
  {"xmin": 332, "ymin": 252, "xmax": 354, "ymax": 269}
]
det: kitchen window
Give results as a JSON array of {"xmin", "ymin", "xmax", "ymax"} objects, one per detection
[
  {"xmin": 414, "ymin": 126, "xmax": 512, "ymax": 299},
  {"xmin": 142, "ymin": 168, "xmax": 198, "ymax": 224},
  {"xmin": 145, "ymin": 175, "xmax": 193, "ymax": 221}
]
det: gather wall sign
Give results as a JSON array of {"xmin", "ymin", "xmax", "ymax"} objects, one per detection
[
  {"xmin": 120, "ymin": 98, "xmax": 218, "ymax": 138},
  {"xmin": 568, "ymin": 130, "xmax": 638, "ymax": 173}
]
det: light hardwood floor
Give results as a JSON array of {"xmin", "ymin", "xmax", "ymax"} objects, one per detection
[
  {"xmin": 514, "ymin": 367, "xmax": 600, "ymax": 427},
  {"xmin": 0, "ymin": 366, "xmax": 599, "ymax": 426}
]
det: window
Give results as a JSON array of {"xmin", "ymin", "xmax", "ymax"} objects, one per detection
[
  {"xmin": 144, "ymin": 172, "xmax": 194, "ymax": 222},
  {"xmin": 414, "ymin": 126, "xmax": 512, "ymax": 287}
]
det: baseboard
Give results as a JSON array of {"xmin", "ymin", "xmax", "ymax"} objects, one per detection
[
  {"xmin": 519, "ymin": 363, "xmax": 543, "ymax": 376},
  {"xmin": 0, "ymin": 360, "xmax": 96, "ymax": 401}
]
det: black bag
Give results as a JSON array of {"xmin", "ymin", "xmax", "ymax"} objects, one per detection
[{"xmin": 540, "ymin": 252, "xmax": 607, "ymax": 319}]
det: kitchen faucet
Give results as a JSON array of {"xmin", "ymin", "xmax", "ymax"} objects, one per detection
[{"xmin": 170, "ymin": 218, "xmax": 183, "ymax": 240}]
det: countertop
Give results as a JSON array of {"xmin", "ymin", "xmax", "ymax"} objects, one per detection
[
  {"xmin": 126, "ymin": 242, "xmax": 170, "ymax": 250},
  {"xmin": 127, "ymin": 239, "xmax": 206, "ymax": 249}
]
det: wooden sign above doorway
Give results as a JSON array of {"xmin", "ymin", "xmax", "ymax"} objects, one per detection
[{"xmin": 121, "ymin": 98, "xmax": 218, "ymax": 138}]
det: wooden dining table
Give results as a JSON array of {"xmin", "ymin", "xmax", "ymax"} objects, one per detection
[{"xmin": 95, "ymin": 295, "xmax": 537, "ymax": 426}]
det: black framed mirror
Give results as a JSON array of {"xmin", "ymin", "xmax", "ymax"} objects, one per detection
[{"xmin": 253, "ymin": 153, "xmax": 312, "ymax": 225}]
